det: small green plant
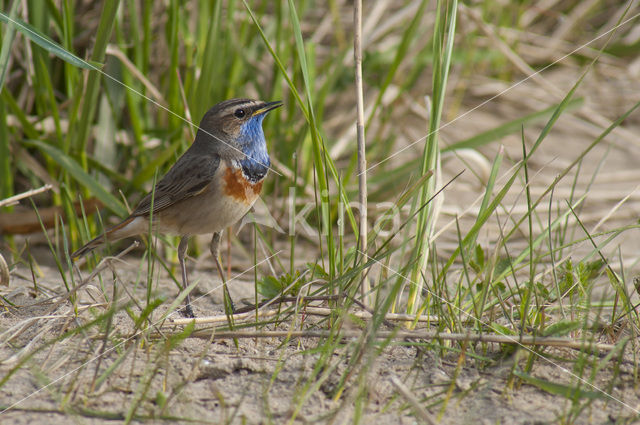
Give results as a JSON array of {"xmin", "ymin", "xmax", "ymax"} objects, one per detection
[{"xmin": 257, "ymin": 269, "xmax": 306, "ymax": 299}]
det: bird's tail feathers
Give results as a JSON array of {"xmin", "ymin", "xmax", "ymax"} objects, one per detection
[
  {"xmin": 71, "ymin": 234, "xmax": 107, "ymax": 258},
  {"xmin": 71, "ymin": 216, "xmax": 139, "ymax": 259}
]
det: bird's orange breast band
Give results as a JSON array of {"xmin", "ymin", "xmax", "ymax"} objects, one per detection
[{"xmin": 223, "ymin": 166, "xmax": 263, "ymax": 203}]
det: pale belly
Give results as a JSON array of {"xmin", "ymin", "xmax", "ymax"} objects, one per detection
[
  {"xmin": 153, "ymin": 162, "xmax": 263, "ymax": 235},
  {"xmin": 158, "ymin": 193, "xmax": 255, "ymax": 235}
]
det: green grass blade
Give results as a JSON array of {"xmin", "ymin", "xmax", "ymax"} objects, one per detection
[
  {"xmin": 22, "ymin": 139, "xmax": 127, "ymax": 217},
  {"xmin": 407, "ymin": 0, "xmax": 457, "ymax": 315},
  {"xmin": 69, "ymin": 0, "xmax": 120, "ymax": 163},
  {"xmin": 503, "ymin": 98, "xmax": 640, "ymax": 245},
  {"xmin": 0, "ymin": 11, "xmax": 92, "ymax": 70},
  {"xmin": 514, "ymin": 371, "xmax": 606, "ymax": 400},
  {"xmin": 443, "ymin": 98, "xmax": 584, "ymax": 152},
  {"xmin": 0, "ymin": 1, "xmax": 20, "ymax": 90},
  {"xmin": 0, "ymin": 98, "xmax": 10, "ymax": 201},
  {"xmin": 190, "ymin": 0, "xmax": 222, "ymax": 120}
]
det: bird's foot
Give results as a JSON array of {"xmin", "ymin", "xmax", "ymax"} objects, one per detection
[
  {"xmin": 181, "ymin": 304, "xmax": 195, "ymax": 318},
  {"xmin": 224, "ymin": 299, "xmax": 236, "ymax": 315},
  {"xmin": 222, "ymin": 289, "xmax": 236, "ymax": 315}
]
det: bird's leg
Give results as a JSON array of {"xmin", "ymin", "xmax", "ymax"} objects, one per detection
[
  {"xmin": 211, "ymin": 231, "xmax": 235, "ymax": 315},
  {"xmin": 178, "ymin": 236, "xmax": 194, "ymax": 318}
]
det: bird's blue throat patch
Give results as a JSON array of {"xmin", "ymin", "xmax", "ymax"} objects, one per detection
[{"xmin": 238, "ymin": 117, "xmax": 270, "ymax": 182}]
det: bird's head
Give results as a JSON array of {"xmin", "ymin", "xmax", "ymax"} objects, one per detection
[{"xmin": 194, "ymin": 98, "xmax": 282, "ymax": 159}]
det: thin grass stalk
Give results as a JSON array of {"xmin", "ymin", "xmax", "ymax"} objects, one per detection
[
  {"xmin": 338, "ymin": 174, "xmax": 344, "ymax": 276},
  {"xmin": 28, "ymin": 199, "xmax": 70, "ymax": 294},
  {"xmin": 110, "ymin": 5, "xmax": 141, "ymax": 150},
  {"xmin": 497, "ymin": 10, "xmax": 632, "ymax": 251},
  {"xmin": 353, "ymin": 0, "xmax": 368, "ymax": 303},
  {"xmin": 145, "ymin": 171, "xmax": 158, "ymax": 321},
  {"xmin": 60, "ymin": 0, "xmax": 77, "ymax": 98},
  {"xmin": 407, "ymin": 0, "xmax": 457, "ymax": 317},
  {"xmin": 0, "ymin": 1, "xmax": 20, "ymax": 205},
  {"xmin": 190, "ymin": 0, "xmax": 222, "ymax": 121},
  {"xmin": 0, "ymin": 308, "xmax": 123, "ymax": 395},
  {"xmin": 0, "ymin": 99, "xmax": 10, "ymax": 202},
  {"xmin": 166, "ymin": 0, "xmax": 182, "ymax": 137},
  {"xmin": 37, "ymin": 55, "xmax": 63, "ymax": 141},
  {"xmin": 467, "ymin": 146, "xmax": 503, "ymax": 252},
  {"xmin": 285, "ymin": 0, "xmax": 339, "ymax": 292},
  {"xmin": 254, "ymin": 223, "xmax": 259, "ymax": 324},
  {"xmin": 22, "ymin": 139, "xmax": 127, "ymax": 216},
  {"xmin": 367, "ymin": 99, "xmax": 583, "ymax": 194},
  {"xmin": 569, "ymin": 202, "xmax": 638, "ymax": 325},
  {"xmin": 109, "ymin": 1, "xmax": 148, "ymax": 152},
  {"xmin": 0, "ymin": 0, "xmax": 19, "ymax": 90},
  {"xmin": 436, "ymin": 51, "xmax": 609, "ymax": 291},
  {"xmin": 27, "ymin": 5, "xmax": 72, "ymax": 223},
  {"xmin": 69, "ymin": 0, "xmax": 120, "ymax": 164},
  {"xmin": 455, "ymin": 216, "xmax": 478, "ymax": 324},
  {"xmin": 289, "ymin": 152, "xmax": 298, "ymax": 275},
  {"xmin": 124, "ymin": 322, "xmax": 194, "ymax": 424},
  {"xmin": 2, "ymin": 89, "xmax": 36, "ymax": 138},
  {"xmin": 521, "ymin": 131, "xmax": 538, "ymax": 334},
  {"xmin": 243, "ymin": 0, "xmax": 359, "ymax": 241},
  {"xmin": 28, "ymin": 3, "xmax": 53, "ymax": 119}
]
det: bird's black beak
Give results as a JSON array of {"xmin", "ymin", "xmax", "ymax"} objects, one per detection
[{"xmin": 253, "ymin": 100, "xmax": 283, "ymax": 116}]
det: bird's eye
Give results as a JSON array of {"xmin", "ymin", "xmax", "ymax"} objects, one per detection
[{"xmin": 234, "ymin": 108, "xmax": 246, "ymax": 118}]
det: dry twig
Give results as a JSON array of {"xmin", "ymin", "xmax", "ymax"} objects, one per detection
[
  {"xmin": 0, "ymin": 184, "xmax": 53, "ymax": 208},
  {"xmin": 156, "ymin": 329, "xmax": 618, "ymax": 354}
]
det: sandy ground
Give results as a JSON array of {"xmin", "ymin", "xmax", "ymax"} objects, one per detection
[{"xmin": 1, "ymin": 245, "xmax": 639, "ymax": 425}]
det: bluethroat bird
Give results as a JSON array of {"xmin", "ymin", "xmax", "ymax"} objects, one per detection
[{"xmin": 72, "ymin": 98, "xmax": 282, "ymax": 317}]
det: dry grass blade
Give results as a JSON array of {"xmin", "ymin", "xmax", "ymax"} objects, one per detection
[
  {"xmin": 390, "ymin": 374, "xmax": 438, "ymax": 425},
  {"xmin": 169, "ymin": 329, "xmax": 619, "ymax": 353},
  {"xmin": 167, "ymin": 307, "xmax": 440, "ymax": 326},
  {"xmin": 0, "ymin": 184, "xmax": 52, "ymax": 208},
  {"xmin": 105, "ymin": 45, "xmax": 165, "ymax": 104},
  {"xmin": 0, "ymin": 252, "xmax": 8, "ymax": 286},
  {"xmin": 354, "ymin": 0, "xmax": 369, "ymax": 304},
  {"xmin": 55, "ymin": 241, "xmax": 140, "ymax": 313}
]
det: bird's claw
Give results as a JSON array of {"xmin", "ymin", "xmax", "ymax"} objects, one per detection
[{"xmin": 181, "ymin": 304, "xmax": 195, "ymax": 318}]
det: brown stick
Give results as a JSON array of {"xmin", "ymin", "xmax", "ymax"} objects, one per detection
[
  {"xmin": 354, "ymin": 0, "xmax": 369, "ymax": 305},
  {"xmin": 0, "ymin": 198, "xmax": 103, "ymax": 234},
  {"xmin": 168, "ymin": 307, "xmax": 440, "ymax": 326},
  {"xmin": 159, "ymin": 329, "xmax": 618, "ymax": 353},
  {"xmin": 0, "ymin": 184, "xmax": 54, "ymax": 208}
]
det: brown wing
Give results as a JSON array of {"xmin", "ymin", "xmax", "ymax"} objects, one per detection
[{"xmin": 132, "ymin": 154, "xmax": 221, "ymax": 217}]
